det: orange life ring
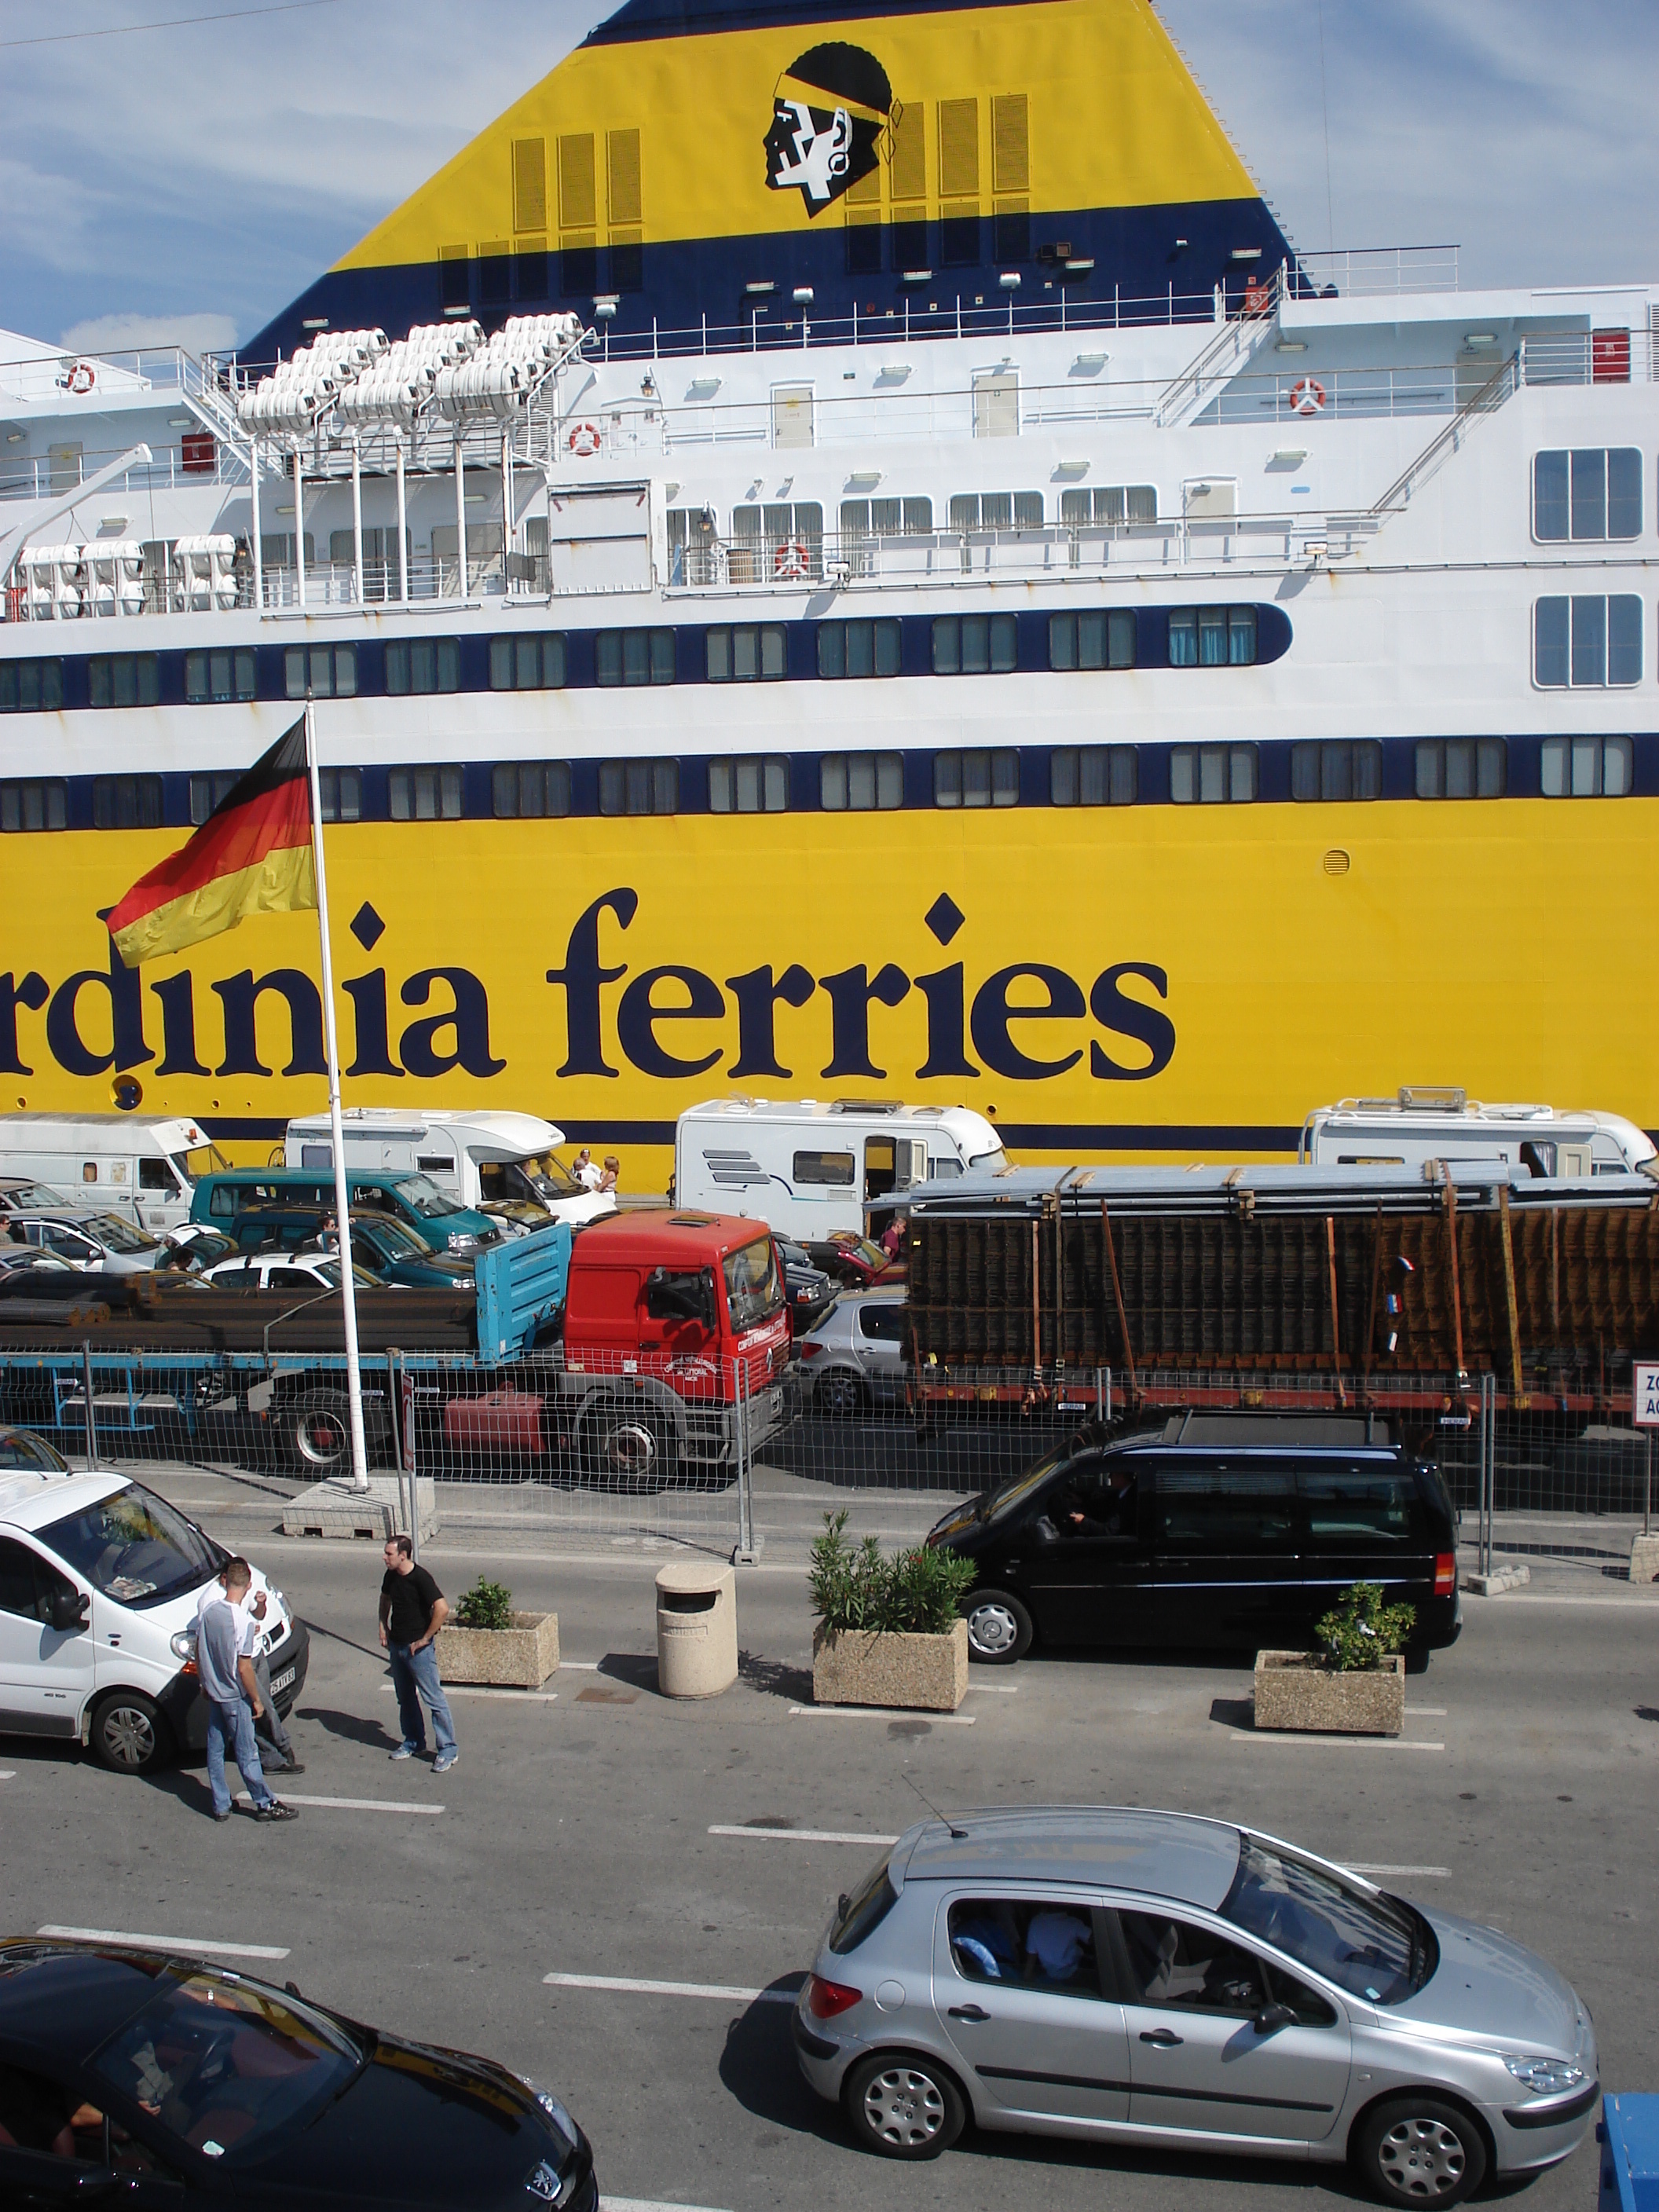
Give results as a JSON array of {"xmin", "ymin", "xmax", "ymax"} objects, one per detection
[
  {"xmin": 65, "ymin": 359, "xmax": 97, "ymax": 395},
  {"xmin": 774, "ymin": 540, "xmax": 810, "ymax": 580},
  {"xmin": 1289, "ymin": 375, "xmax": 1326, "ymax": 416},
  {"xmin": 567, "ymin": 420, "xmax": 601, "ymax": 457}
]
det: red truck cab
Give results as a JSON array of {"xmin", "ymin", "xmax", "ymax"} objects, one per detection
[{"xmin": 562, "ymin": 1210, "xmax": 790, "ymax": 1394}]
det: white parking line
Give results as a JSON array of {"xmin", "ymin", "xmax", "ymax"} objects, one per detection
[
  {"xmin": 233, "ymin": 1791, "xmax": 444, "ymax": 1814},
  {"xmin": 709, "ymin": 1825, "xmax": 899, "ymax": 1846},
  {"xmin": 544, "ymin": 1971, "xmax": 795, "ymax": 2004},
  {"xmin": 1230, "ymin": 1735, "xmax": 1445, "ymax": 1752},
  {"xmin": 606, "ymin": 2196, "xmax": 733, "ymax": 2212},
  {"xmin": 38, "ymin": 1925, "xmax": 289, "ymax": 1961},
  {"xmin": 966, "ymin": 1683, "xmax": 1020, "ymax": 1693},
  {"xmin": 1345, "ymin": 1863, "xmax": 1452, "ymax": 1878},
  {"xmin": 562, "ymin": 1661, "xmax": 601, "ymax": 1670},
  {"xmin": 788, "ymin": 1706, "xmax": 976, "ymax": 1724},
  {"xmin": 0, "ymin": 1771, "xmax": 15, "ymax": 1781}
]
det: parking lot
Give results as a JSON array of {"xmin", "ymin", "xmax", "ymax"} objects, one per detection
[{"xmin": 2, "ymin": 1461, "xmax": 1655, "ymax": 2212}]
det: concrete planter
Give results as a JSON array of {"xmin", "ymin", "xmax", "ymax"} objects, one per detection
[
  {"xmin": 1253, "ymin": 1650, "xmax": 1404, "ymax": 1736},
  {"xmin": 437, "ymin": 1610, "xmax": 558, "ymax": 1689},
  {"xmin": 812, "ymin": 1618, "xmax": 969, "ymax": 1712},
  {"xmin": 1629, "ymin": 1534, "xmax": 1659, "ymax": 1588}
]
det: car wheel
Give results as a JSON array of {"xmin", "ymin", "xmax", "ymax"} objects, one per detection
[
  {"xmin": 962, "ymin": 1588, "xmax": 1034, "ymax": 1664},
  {"xmin": 90, "ymin": 1690, "xmax": 170, "ymax": 1776},
  {"xmin": 843, "ymin": 2052, "xmax": 965, "ymax": 2161},
  {"xmin": 1404, "ymin": 1645, "xmax": 1431, "ymax": 1676},
  {"xmin": 817, "ymin": 1368, "xmax": 868, "ymax": 1418},
  {"xmin": 578, "ymin": 1402, "xmax": 676, "ymax": 1493},
  {"xmin": 1357, "ymin": 2097, "xmax": 1488, "ymax": 2208}
]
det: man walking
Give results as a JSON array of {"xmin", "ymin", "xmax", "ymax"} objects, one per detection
[
  {"xmin": 198, "ymin": 1559, "xmax": 298, "ymax": 1823},
  {"xmin": 196, "ymin": 1567, "xmax": 302, "ymax": 1777},
  {"xmin": 379, "ymin": 1536, "xmax": 458, "ymax": 1773}
]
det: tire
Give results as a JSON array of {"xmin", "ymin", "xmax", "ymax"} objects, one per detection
[
  {"xmin": 1356, "ymin": 2096, "xmax": 1488, "ymax": 2209},
  {"xmin": 286, "ymin": 1393, "xmax": 352, "ymax": 1474},
  {"xmin": 577, "ymin": 1401, "xmax": 676, "ymax": 1493},
  {"xmin": 1404, "ymin": 1645, "xmax": 1432, "ymax": 1676},
  {"xmin": 90, "ymin": 1690, "xmax": 171, "ymax": 1777},
  {"xmin": 843, "ymin": 2051, "xmax": 965, "ymax": 2161},
  {"xmin": 816, "ymin": 1368, "xmax": 868, "ymax": 1418},
  {"xmin": 962, "ymin": 1588, "xmax": 1034, "ymax": 1665}
]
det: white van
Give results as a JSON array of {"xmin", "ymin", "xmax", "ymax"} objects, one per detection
[
  {"xmin": 283, "ymin": 1107, "xmax": 615, "ymax": 1228},
  {"xmin": 0, "ymin": 1114, "xmax": 220, "ymax": 1236},
  {"xmin": 673, "ymin": 1096, "xmax": 1007, "ymax": 1239},
  {"xmin": 0, "ymin": 1447, "xmax": 307, "ymax": 1775},
  {"xmin": 1298, "ymin": 1088, "xmax": 1656, "ymax": 1178}
]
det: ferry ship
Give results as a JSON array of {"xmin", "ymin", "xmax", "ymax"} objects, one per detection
[{"xmin": 2, "ymin": 0, "xmax": 1655, "ymax": 1181}]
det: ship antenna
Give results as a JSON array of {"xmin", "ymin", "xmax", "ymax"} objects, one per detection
[{"xmin": 903, "ymin": 1772, "xmax": 968, "ymax": 1840}]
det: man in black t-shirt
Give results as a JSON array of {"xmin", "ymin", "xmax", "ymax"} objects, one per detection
[{"xmin": 378, "ymin": 1536, "xmax": 458, "ymax": 1773}]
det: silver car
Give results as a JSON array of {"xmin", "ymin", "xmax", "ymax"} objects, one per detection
[
  {"xmin": 9, "ymin": 1208, "xmax": 163, "ymax": 1273},
  {"xmin": 799, "ymin": 1287, "xmax": 907, "ymax": 1414},
  {"xmin": 794, "ymin": 1807, "xmax": 1598, "ymax": 2205}
]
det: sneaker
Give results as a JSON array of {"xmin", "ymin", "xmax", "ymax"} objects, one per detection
[
  {"xmin": 279, "ymin": 1762, "xmax": 306, "ymax": 1776},
  {"xmin": 254, "ymin": 1800, "xmax": 298, "ymax": 1823},
  {"xmin": 390, "ymin": 1742, "xmax": 419, "ymax": 1761},
  {"xmin": 433, "ymin": 1750, "xmax": 458, "ymax": 1774},
  {"xmin": 213, "ymin": 1808, "xmax": 233, "ymax": 1823}
]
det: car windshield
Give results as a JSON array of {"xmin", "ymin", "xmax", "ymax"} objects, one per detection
[
  {"xmin": 87, "ymin": 1214, "xmax": 159, "ymax": 1254},
  {"xmin": 829, "ymin": 1855, "xmax": 900, "ymax": 1956},
  {"xmin": 0, "ymin": 1428, "xmax": 69, "ymax": 1471},
  {"xmin": 358, "ymin": 1217, "xmax": 433, "ymax": 1256},
  {"xmin": 833, "ymin": 1234, "xmax": 888, "ymax": 1269},
  {"xmin": 723, "ymin": 1236, "xmax": 783, "ymax": 1332},
  {"xmin": 390, "ymin": 1174, "xmax": 456, "ymax": 1220},
  {"xmin": 2, "ymin": 1181, "xmax": 68, "ymax": 1209},
  {"xmin": 969, "ymin": 1147, "xmax": 1009, "ymax": 1170},
  {"xmin": 90, "ymin": 1972, "xmax": 361, "ymax": 2167},
  {"xmin": 516, "ymin": 1153, "xmax": 583, "ymax": 1199},
  {"xmin": 1221, "ymin": 1836, "xmax": 1434, "ymax": 2005},
  {"xmin": 42, "ymin": 1481, "xmax": 221, "ymax": 1608},
  {"xmin": 981, "ymin": 1436, "xmax": 1096, "ymax": 1524}
]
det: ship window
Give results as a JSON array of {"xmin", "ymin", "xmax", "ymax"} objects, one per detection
[
  {"xmin": 932, "ymin": 613, "xmax": 1017, "ymax": 674},
  {"xmin": 949, "ymin": 492, "xmax": 1044, "ymax": 530},
  {"xmin": 709, "ymin": 756, "xmax": 788, "ymax": 812},
  {"xmin": 1168, "ymin": 607, "xmax": 1257, "ymax": 667},
  {"xmin": 1540, "ymin": 735, "xmax": 1634, "ymax": 798},
  {"xmin": 87, "ymin": 654, "xmax": 160, "ymax": 709},
  {"xmin": 1415, "ymin": 739, "xmax": 1507, "ymax": 800},
  {"xmin": 1049, "ymin": 610, "xmax": 1136, "ymax": 670},
  {"xmin": 385, "ymin": 638, "xmax": 459, "ymax": 696},
  {"xmin": 188, "ymin": 772, "xmax": 237, "ymax": 825},
  {"xmin": 1290, "ymin": 741, "xmax": 1382, "ymax": 801},
  {"xmin": 821, "ymin": 753, "xmax": 903, "ymax": 810},
  {"xmin": 706, "ymin": 625, "xmax": 786, "ymax": 682},
  {"xmin": 730, "ymin": 504, "xmax": 823, "ymax": 580},
  {"xmin": 599, "ymin": 759, "xmax": 678, "ymax": 815},
  {"xmin": 1051, "ymin": 746, "xmax": 1137, "ymax": 806},
  {"xmin": 326, "ymin": 526, "xmax": 411, "ymax": 599},
  {"xmin": 595, "ymin": 628, "xmax": 675, "ymax": 686},
  {"xmin": 92, "ymin": 775, "xmax": 164, "ymax": 829},
  {"xmin": 840, "ymin": 497, "xmax": 933, "ymax": 537},
  {"xmin": 389, "ymin": 767, "xmax": 463, "ymax": 821},
  {"xmin": 935, "ymin": 748, "xmax": 1018, "ymax": 808},
  {"xmin": 492, "ymin": 761, "xmax": 571, "ymax": 818},
  {"xmin": 1170, "ymin": 745, "xmax": 1257, "ymax": 804},
  {"xmin": 666, "ymin": 508, "xmax": 722, "ymax": 588},
  {"xmin": 818, "ymin": 619, "xmax": 902, "ymax": 678},
  {"xmin": 185, "ymin": 649, "xmax": 256, "ymax": 704},
  {"xmin": 1533, "ymin": 595, "xmax": 1642, "ymax": 687},
  {"xmin": 284, "ymin": 643, "xmax": 357, "ymax": 700},
  {"xmin": 489, "ymin": 633, "xmax": 566, "ymax": 690},
  {"xmin": 318, "ymin": 769, "xmax": 362, "ymax": 823},
  {"xmin": 0, "ymin": 659, "xmax": 64, "ymax": 712},
  {"xmin": 1060, "ymin": 485, "xmax": 1159, "ymax": 526},
  {"xmin": 1532, "ymin": 449, "xmax": 1642, "ymax": 542},
  {"xmin": 0, "ymin": 778, "xmax": 68, "ymax": 833}
]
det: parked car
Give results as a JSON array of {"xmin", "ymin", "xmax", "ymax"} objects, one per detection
[
  {"xmin": 927, "ymin": 1412, "xmax": 1461, "ymax": 1665},
  {"xmin": 6, "ymin": 1209, "xmax": 166, "ymax": 1273},
  {"xmin": 191, "ymin": 1168, "xmax": 499, "ymax": 1255},
  {"xmin": 775, "ymin": 1236, "xmax": 837, "ymax": 1334},
  {"xmin": 805, "ymin": 1231, "xmax": 905, "ymax": 1289},
  {"xmin": 0, "ymin": 1248, "xmax": 77, "ymax": 1283},
  {"xmin": 0, "ymin": 1423, "xmax": 68, "ymax": 1472},
  {"xmin": 0, "ymin": 1937, "xmax": 596, "ymax": 2212},
  {"xmin": 0, "ymin": 1174, "xmax": 73, "ymax": 1216},
  {"xmin": 157, "ymin": 1223, "xmax": 239, "ymax": 1272},
  {"xmin": 798, "ymin": 1287, "xmax": 908, "ymax": 1413},
  {"xmin": 217, "ymin": 1205, "xmax": 475, "ymax": 1289},
  {"xmin": 200, "ymin": 1253, "xmax": 383, "ymax": 1295},
  {"xmin": 0, "ymin": 1467, "xmax": 306, "ymax": 1773},
  {"xmin": 795, "ymin": 1805, "xmax": 1598, "ymax": 2206}
]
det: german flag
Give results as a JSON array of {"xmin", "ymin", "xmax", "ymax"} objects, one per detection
[{"xmin": 109, "ymin": 716, "xmax": 316, "ymax": 967}]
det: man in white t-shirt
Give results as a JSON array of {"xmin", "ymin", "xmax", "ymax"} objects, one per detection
[{"xmin": 195, "ymin": 1569, "xmax": 302, "ymax": 1775}]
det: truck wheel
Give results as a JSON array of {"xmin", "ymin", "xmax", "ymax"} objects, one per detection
[
  {"xmin": 90, "ymin": 1690, "xmax": 171, "ymax": 1776},
  {"xmin": 578, "ymin": 1402, "xmax": 676, "ymax": 1492},
  {"xmin": 287, "ymin": 1393, "xmax": 351, "ymax": 1474},
  {"xmin": 817, "ymin": 1368, "xmax": 868, "ymax": 1418},
  {"xmin": 962, "ymin": 1590, "xmax": 1033, "ymax": 1664}
]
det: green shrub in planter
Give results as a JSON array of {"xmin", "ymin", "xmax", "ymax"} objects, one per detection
[
  {"xmin": 1315, "ymin": 1580, "xmax": 1415, "ymax": 1672},
  {"xmin": 810, "ymin": 1511, "xmax": 976, "ymax": 1636},
  {"xmin": 455, "ymin": 1575, "xmax": 513, "ymax": 1633}
]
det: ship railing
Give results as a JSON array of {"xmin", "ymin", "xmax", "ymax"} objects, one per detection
[
  {"xmin": 1291, "ymin": 244, "xmax": 1460, "ymax": 296},
  {"xmin": 1519, "ymin": 330, "xmax": 1646, "ymax": 386},
  {"xmin": 255, "ymin": 553, "xmax": 546, "ymax": 610},
  {"xmin": 0, "ymin": 437, "xmax": 251, "ymax": 504},
  {"xmin": 1197, "ymin": 360, "xmax": 1487, "ymax": 426}
]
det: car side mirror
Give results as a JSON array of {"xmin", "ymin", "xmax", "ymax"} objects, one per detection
[
  {"xmin": 1253, "ymin": 2002, "xmax": 1296, "ymax": 2034},
  {"xmin": 51, "ymin": 1589, "xmax": 90, "ymax": 1632}
]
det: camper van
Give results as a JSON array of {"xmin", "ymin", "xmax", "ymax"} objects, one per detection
[
  {"xmin": 283, "ymin": 1108, "xmax": 615, "ymax": 1228},
  {"xmin": 673, "ymin": 1097, "xmax": 1006, "ymax": 1240},
  {"xmin": 1298, "ymin": 1089, "xmax": 1656, "ymax": 1178},
  {"xmin": 0, "ymin": 1115, "xmax": 221, "ymax": 1236}
]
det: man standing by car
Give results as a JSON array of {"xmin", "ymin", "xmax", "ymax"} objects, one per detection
[
  {"xmin": 378, "ymin": 1537, "xmax": 458, "ymax": 1773},
  {"xmin": 196, "ymin": 1568, "xmax": 302, "ymax": 1778},
  {"xmin": 198, "ymin": 1560, "xmax": 298, "ymax": 1823}
]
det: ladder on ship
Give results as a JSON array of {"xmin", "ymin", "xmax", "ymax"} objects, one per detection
[{"xmin": 1152, "ymin": 266, "xmax": 1286, "ymax": 427}]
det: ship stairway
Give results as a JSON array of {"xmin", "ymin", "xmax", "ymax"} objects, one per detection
[
  {"xmin": 177, "ymin": 353, "xmax": 255, "ymax": 475},
  {"xmin": 1361, "ymin": 350, "xmax": 1519, "ymax": 520},
  {"xmin": 1152, "ymin": 266, "xmax": 1286, "ymax": 427}
]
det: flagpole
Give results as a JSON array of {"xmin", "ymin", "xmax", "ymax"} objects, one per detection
[{"xmin": 305, "ymin": 698, "xmax": 371, "ymax": 1496}]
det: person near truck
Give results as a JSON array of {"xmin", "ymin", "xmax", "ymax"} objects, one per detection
[
  {"xmin": 195, "ymin": 1567, "xmax": 302, "ymax": 1777},
  {"xmin": 378, "ymin": 1536, "xmax": 459, "ymax": 1773},
  {"xmin": 196, "ymin": 1559, "xmax": 298, "ymax": 1824}
]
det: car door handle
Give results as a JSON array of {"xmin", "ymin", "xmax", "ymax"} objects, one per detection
[
  {"xmin": 1139, "ymin": 2029, "xmax": 1183, "ymax": 2046},
  {"xmin": 948, "ymin": 2005, "xmax": 991, "ymax": 2022}
]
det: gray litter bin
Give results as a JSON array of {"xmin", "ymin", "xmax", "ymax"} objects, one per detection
[{"xmin": 656, "ymin": 1560, "xmax": 738, "ymax": 1697}]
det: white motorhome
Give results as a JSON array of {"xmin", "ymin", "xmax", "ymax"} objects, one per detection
[
  {"xmin": 283, "ymin": 1108, "xmax": 615, "ymax": 1227},
  {"xmin": 0, "ymin": 1114, "xmax": 219, "ymax": 1234},
  {"xmin": 1298, "ymin": 1088, "xmax": 1656, "ymax": 1178},
  {"xmin": 674, "ymin": 1097, "xmax": 1007, "ymax": 1239}
]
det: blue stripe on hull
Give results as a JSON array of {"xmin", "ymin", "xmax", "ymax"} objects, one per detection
[{"xmin": 582, "ymin": 0, "xmax": 1064, "ymax": 44}]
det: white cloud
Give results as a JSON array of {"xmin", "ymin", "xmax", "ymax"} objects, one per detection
[{"xmin": 60, "ymin": 309, "xmax": 240, "ymax": 357}]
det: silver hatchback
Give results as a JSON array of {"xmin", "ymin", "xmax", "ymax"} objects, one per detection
[{"xmin": 793, "ymin": 1807, "xmax": 1598, "ymax": 2206}]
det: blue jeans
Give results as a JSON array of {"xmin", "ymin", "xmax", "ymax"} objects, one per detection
[
  {"xmin": 206, "ymin": 1694, "xmax": 274, "ymax": 1815},
  {"xmin": 388, "ymin": 1641, "xmax": 456, "ymax": 1757}
]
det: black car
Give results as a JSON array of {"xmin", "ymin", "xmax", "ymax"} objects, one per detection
[
  {"xmin": 928, "ymin": 1412, "xmax": 1462, "ymax": 1668},
  {"xmin": 774, "ymin": 1237, "xmax": 837, "ymax": 1333},
  {"xmin": 0, "ymin": 1939, "xmax": 595, "ymax": 2212}
]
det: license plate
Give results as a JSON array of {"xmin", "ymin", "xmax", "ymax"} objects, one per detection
[{"xmin": 269, "ymin": 1666, "xmax": 296, "ymax": 1694}]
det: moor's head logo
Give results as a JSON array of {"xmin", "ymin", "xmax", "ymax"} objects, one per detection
[{"xmin": 764, "ymin": 42, "xmax": 895, "ymax": 217}]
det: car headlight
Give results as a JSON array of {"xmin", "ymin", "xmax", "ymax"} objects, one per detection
[
  {"xmin": 170, "ymin": 1629, "xmax": 197, "ymax": 1661},
  {"xmin": 447, "ymin": 1232, "xmax": 480, "ymax": 1254},
  {"xmin": 1503, "ymin": 2055, "xmax": 1584, "ymax": 2095}
]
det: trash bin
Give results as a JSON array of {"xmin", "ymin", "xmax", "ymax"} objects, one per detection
[
  {"xmin": 656, "ymin": 1560, "xmax": 738, "ymax": 1698},
  {"xmin": 1600, "ymin": 2094, "xmax": 1659, "ymax": 2212}
]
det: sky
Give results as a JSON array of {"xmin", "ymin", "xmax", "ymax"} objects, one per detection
[{"xmin": 1, "ymin": 0, "xmax": 1655, "ymax": 354}]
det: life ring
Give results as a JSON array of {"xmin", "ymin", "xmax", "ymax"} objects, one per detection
[
  {"xmin": 65, "ymin": 359, "xmax": 97, "ymax": 395},
  {"xmin": 774, "ymin": 540, "xmax": 810, "ymax": 580},
  {"xmin": 567, "ymin": 420, "xmax": 601, "ymax": 457},
  {"xmin": 1289, "ymin": 375, "xmax": 1326, "ymax": 416}
]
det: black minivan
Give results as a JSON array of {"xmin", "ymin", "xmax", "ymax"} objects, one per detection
[{"xmin": 928, "ymin": 1412, "xmax": 1461, "ymax": 1668}]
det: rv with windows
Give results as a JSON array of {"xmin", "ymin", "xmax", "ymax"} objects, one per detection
[
  {"xmin": 282, "ymin": 1108, "xmax": 615, "ymax": 1227},
  {"xmin": 1298, "ymin": 1089, "xmax": 1655, "ymax": 1177},
  {"xmin": 0, "ymin": 1114, "xmax": 220, "ymax": 1235},
  {"xmin": 673, "ymin": 1097, "xmax": 1005, "ymax": 1240}
]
